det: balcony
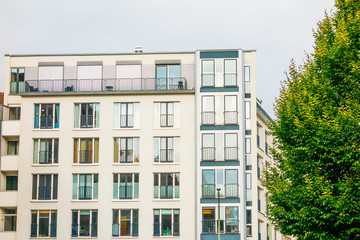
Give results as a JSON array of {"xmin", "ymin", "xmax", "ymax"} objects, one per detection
[
  {"xmin": 201, "ymin": 112, "xmax": 215, "ymax": 125},
  {"xmin": 1, "ymin": 121, "xmax": 20, "ymax": 136},
  {"xmin": 0, "ymin": 191, "xmax": 17, "ymax": 207},
  {"xmin": 224, "ymin": 147, "xmax": 238, "ymax": 161},
  {"xmin": 202, "ymin": 184, "xmax": 238, "ymax": 198},
  {"xmin": 202, "ymin": 147, "xmax": 215, "ymax": 161},
  {"xmin": 224, "ymin": 111, "xmax": 238, "ymax": 125},
  {"xmin": 23, "ymin": 77, "xmax": 187, "ymax": 93},
  {"xmin": 0, "ymin": 155, "xmax": 19, "ymax": 171}
]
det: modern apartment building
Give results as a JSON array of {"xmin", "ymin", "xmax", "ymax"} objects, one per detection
[{"xmin": 0, "ymin": 49, "xmax": 285, "ymax": 240}]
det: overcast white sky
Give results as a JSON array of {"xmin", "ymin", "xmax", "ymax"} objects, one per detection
[{"xmin": 0, "ymin": 0, "xmax": 334, "ymax": 117}]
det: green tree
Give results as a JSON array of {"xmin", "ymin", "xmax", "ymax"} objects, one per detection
[{"xmin": 265, "ymin": 1, "xmax": 360, "ymax": 239}]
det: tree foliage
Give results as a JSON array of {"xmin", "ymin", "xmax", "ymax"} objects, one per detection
[{"xmin": 264, "ymin": 1, "xmax": 360, "ymax": 239}]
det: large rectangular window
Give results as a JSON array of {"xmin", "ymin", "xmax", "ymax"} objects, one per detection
[
  {"xmin": 202, "ymin": 207, "xmax": 239, "ymax": 234},
  {"xmin": 202, "ymin": 170, "xmax": 215, "ymax": 198},
  {"xmin": 73, "ymin": 138, "xmax": 99, "ymax": 164},
  {"xmin": 245, "ymin": 101, "xmax": 251, "ymax": 119},
  {"xmin": 9, "ymin": 107, "xmax": 21, "ymax": 120},
  {"xmin": 113, "ymin": 173, "xmax": 139, "ymax": 200},
  {"xmin": 156, "ymin": 64, "xmax": 181, "ymax": 90},
  {"xmin": 224, "ymin": 59, "xmax": 237, "ymax": 86},
  {"xmin": 38, "ymin": 66, "xmax": 64, "ymax": 92},
  {"xmin": 224, "ymin": 95, "xmax": 238, "ymax": 125},
  {"xmin": 153, "ymin": 209, "xmax": 180, "ymax": 236},
  {"xmin": 6, "ymin": 176, "xmax": 17, "ymax": 191},
  {"xmin": 244, "ymin": 66, "xmax": 250, "ymax": 82},
  {"xmin": 202, "ymin": 134, "xmax": 215, "ymax": 161},
  {"xmin": 32, "ymin": 174, "xmax": 58, "ymax": 200},
  {"xmin": 201, "ymin": 60, "xmax": 215, "ymax": 87},
  {"xmin": 34, "ymin": 104, "xmax": 59, "ymax": 129},
  {"xmin": 7, "ymin": 141, "xmax": 19, "ymax": 155},
  {"xmin": 160, "ymin": 102, "xmax": 174, "ymax": 127},
  {"xmin": 114, "ymin": 103, "xmax": 140, "ymax": 128},
  {"xmin": 224, "ymin": 133, "xmax": 238, "ymax": 161},
  {"xmin": 115, "ymin": 64, "xmax": 142, "ymax": 90},
  {"xmin": 154, "ymin": 173, "xmax": 180, "ymax": 199},
  {"xmin": 154, "ymin": 137, "xmax": 179, "ymax": 163},
  {"xmin": 30, "ymin": 210, "xmax": 57, "ymax": 237},
  {"xmin": 201, "ymin": 96, "xmax": 215, "ymax": 125},
  {"xmin": 245, "ymin": 138, "xmax": 251, "ymax": 154},
  {"xmin": 74, "ymin": 103, "xmax": 99, "ymax": 128},
  {"xmin": 72, "ymin": 174, "xmax": 98, "ymax": 200},
  {"xmin": 114, "ymin": 138, "xmax": 139, "ymax": 163},
  {"xmin": 10, "ymin": 68, "xmax": 25, "ymax": 93},
  {"xmin": 33, "ymin": 139, "xmax": 59, "ymax": 164},
  {"xmin": 4, "ymin": 209, "xmax": 16, "ymax": 231},
  {"xmin": 112, "ymin": 209, "xmax": 138, "ymax": 237},
  {"xmin": 71, "ymin": 210, "xmax": 97, "ymax": 237}
]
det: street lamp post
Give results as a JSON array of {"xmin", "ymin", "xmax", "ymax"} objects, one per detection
[{"xmin": 217, "ymin": 188, "xmax": 221, "ymax": 240}]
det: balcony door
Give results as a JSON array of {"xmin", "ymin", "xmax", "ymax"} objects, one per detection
[
  {"xmin": 77, "ymin": 65, "xmax": 102, "ymax": 91},
  {"xmin": 156, "ymin": 65, "xmax": 180, "ymax": 90},
  {"xmin": 38, "ymin": 66, "xmax": 63, "ymax": 92}
]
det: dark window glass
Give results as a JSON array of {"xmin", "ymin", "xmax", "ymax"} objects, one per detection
[
  {"xmin": 9, "ymin": 107, "xmax": 21, "ymax": 120},
  {"xmin": 7, "ymin": 141, "xmax": 19, "ymax": 155},
  {"xmin": 6, "ymin": 176, "xmax": 18, "ymax": 190}
]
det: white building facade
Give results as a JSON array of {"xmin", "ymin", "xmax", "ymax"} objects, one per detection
[{"xmin": 0, "ymin": 49, "xmax": 286, "ymax": 240}]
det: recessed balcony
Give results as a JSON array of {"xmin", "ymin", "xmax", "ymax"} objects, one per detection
[{"xmin": 23, "ymin": 77, "xmax": 187, "ymax": 93}]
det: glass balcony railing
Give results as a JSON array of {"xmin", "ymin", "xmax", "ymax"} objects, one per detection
[{"xmin": 24, "ymin": 78, "xmax": 187, "ymax": 93}]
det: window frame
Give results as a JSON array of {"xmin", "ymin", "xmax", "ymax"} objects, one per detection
[
  {"xmin": 10, "ymin": 68, "xmax": 25, "ymax": 94},
  {"xmin": 74, "ymin": 103, "xmax": 99, "ymax": 129},
  {"xmin": 160, "ymin": 102, "xmax": 174, "ymax": 127},
  {"xmin": 112, "ymin": 209, "xmax": 139, "ymax": 237},
  {"xmin": 154, "ymin": 173, "xmax": 180, "ymax": 199},
  {"xmin": 114, "ymin": 137, "xmax": 139, "ymax": 163},
  {"xmin": 30, "ymin": 210, "xmax": 57, "ymax": 238},
  {"xmin": 113, "ymin": 173, "xmax": 139, "ymax": 200},
  {"xmin": 153, "ymin": 209, "xmax": 180, "ymax": 237},
  {"xmin": 7, "ymin": 141, "xmax": 19, "ymax": 155},
  {"xmin": 73, "ymin": 138, "xmax": 99, "ymax": 164},
  {"xmin": 32, "ymin": 174, "xmax": 58, "ymax": 200},
  {"xmin": 4, "ymin": 209, "xmax": 17, "ymax": 232},
  {"xmin": 71, "ymin": 210, "xmax": 97, "ymax": 237},
  {"xmin": 34, "ymin": 103, "xmax": 60, "ymax": 129},
  {"xmin": 72, "ymin": 174, "xmax": 98, "ymax": 200},
  {"xmin": 33, "ymin": 138, "xmax": 59, "ymax": 164}
]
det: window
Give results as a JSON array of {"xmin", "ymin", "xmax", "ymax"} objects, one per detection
[
  {"xmin": 71, "ymin": 210, "xmax": 97, "ymax": 237},
  {"xmin": 202, "ymin": 169, "xmax": 238, "ymax": 198},
  {"xmin": 245, "ymin": 138, "xmax": 251, "ymax": 154},
  {"xmin": 257, "ymin": 125, "xmax": 260, "ymax": 147},
  {"xmin": 32, "ymin": 174, "xmax": 58, "ymax": 200},
  {"xmin": 258, "ymin": 188, "xmax": 262, "ymax": 212},
  {"xmin": 154, "ymin": 137, "xmax": 179, "ymax": 163},
  {"xmin": 246, "ymin": 190, "xmax": 252, "ymax": 206},
  {"xmin": 154, "ymin": 173, "xmax": 180, "ymax": 199},
  {"xmin": 77, "ymin": 65, "xmax": 102, "ymax": 91},
  {"xmin": 202, "ymin": 170, "xmax": 215, "ymax": 198},
  {"xmin": 245, "ymin": 155, "xmax": 252, "ymax": 170},
  {"xmin": 34, "ymin": 104, "xmax": 59, "ymax": 129},
  {"xmin": 244, "ymin": 66, "xmax": 250, "ymax": 82},
  {"xmin": 202, "ymin": 207, "xmax": 239, "ymax": 234},
  {"xmin": 73, "ymin": 138, "xmax": 99, "ymax": 164},
  {"xmin": 224, "ymin": 133, "xmax": 238, "ymax": 161},
  {"xmin": 72, "ymin": 174, "xmax": 98, "ymax": 200},
  {"xmin": 224, "ymin": 59, "xmax": 237, "ymax": 86},
  {"xmin": 153, "ymin": 209, "xmax": 180, "ymax": 236},
  {"xmin": 201, "ymin": 96, "xmax": 215, "ymax": 125},
  {"xmin": 201, "ymin": 60, "xmax": 215, "ymax": 87},
  {"xmin": 202, "ymin": 134, "xmax": 215, "ymax": 161},
  {"xmin": 156, "ymin": 64, "xmax": 181, "ymax": 90},
  {"xmin": 246, "ymin": 210, "xmax": 252, "ymax": 237},
  {"xmin": 224, "ymin": 96, "xmax": 238, "ymax": 125},
  {"xmin": 9, "ymin": 107, "xmax": 20, "ymax": 120},
  {"xmin": 246, "ymin": 210, "xmax": 252, "ymax": 224},
  {"xmin": 112, "ymin": 209, "xmax": 138, "ymax": 237},
  {"xmin": 113, "ymin": 174, "xmax": 139, "ymax": 200},
  {"xmin": 245, "ymin": 101, "xmax": 251, "ymax": 119},
  {"xmin": 265, "ymin": 132, "xmax": 269, "ymax": 155},
  {"xmin": 114, "ymin": 103, "xmax": 140, "ymax": 128},
  {"xmin": 6, "ymin": 176, "xmax": 17, "ymax": 191},
  {"xmin": 257, "ymin": 157, "xmax": 261, "ymax": 179},
  {"xmin": 7, "ymin": 141, "xmax": 19, "ymax": 155},
  {"xmin": 74, "ymin": 103, "xmax": 99, "ymax": 128},
  {"xmin": 114, "ymin": 138, "xmax": 139, "ymax": 163},
  {"xmin": 4, "ymin": 209, "xmax": 16, "ymax": 231},
  {"xmin": 33, "ymin": 139, "xmax": 59, "ymax": 164},
  {"xmin": 30, "ymin": 210, "xmax": 57, "ymax": 237},
  {"xmin": 10, "ymin": 68, "xmax": 25, "ymax": 93},
  {"xmin": 160, "ymin": 102, "xmax": 174, "ymax": 127},
  {"xmin": 246, "ymin": 173, "xmax": 252, "ymax": 189}
]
